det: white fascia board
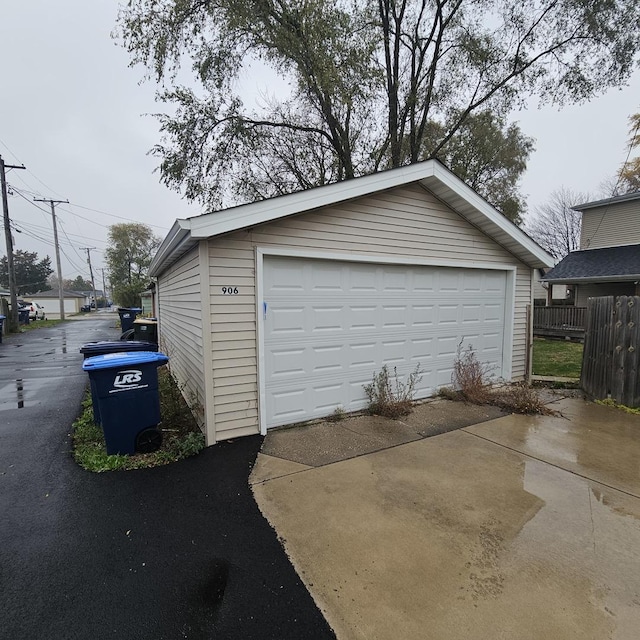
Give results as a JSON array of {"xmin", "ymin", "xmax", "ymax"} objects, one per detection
[
  {"xmin": 424, "ymin": 163, "xmax": 555, "ymax": 269},
  {"xmin": 156, "ymin": 159, "xmax": 554, "ymax": 273},
  {"xmin": 149, "ymin": 219, "xmax": 194, "ymax": 277},
  {"xmin": 542, "ymin": 274, "xmax": 640, "ymax": 284},
  {"xmin": 186, "ymin": 162, "xmax": 439, "ymax": 238}
]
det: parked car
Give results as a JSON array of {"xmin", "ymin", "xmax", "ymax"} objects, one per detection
[{"xmin": 19, "ymin": 301, "xmax": 46, "ymax": 321}]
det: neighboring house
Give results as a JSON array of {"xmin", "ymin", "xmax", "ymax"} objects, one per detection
[
  {"xmin": 532, "ymin": 268, "xmax": 570, "ymax": 305},
  {"xmin": 543, "ymin": 191, "xmax": 640, "ymax": 305},
  {"xmin": 140, "ymin": 284, "xmax": 156, "ymax": 317},
  {"xmin": 29, "ymin": 290, "xmax": 87, "ymax": 316},
  {"xmin": 150, "ymin": 160, "xmax": 553, "ymax": 446}
]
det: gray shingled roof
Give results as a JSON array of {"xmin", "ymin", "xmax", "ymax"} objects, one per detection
[
  {"xmin": 542, "ymin": 244, "xmax": 640, "ymax": 283},
  {"xmin": 572, "ymin": 191, "xmax": 640, "ymax": 211}
]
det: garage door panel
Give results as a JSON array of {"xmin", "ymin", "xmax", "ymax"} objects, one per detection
[
  {"xmin": 349, "ymin": 306, "xmax": 377, "ymax": 330},
  {"xmin": 382, "ymin": 305, "xmax": 408, "ymax": 328},
  {"xmin": 311, "ymin": 305, "xmax": 343, "ymax": 332},
  {"xmin": 264, "ymin": 257, "xmax": 507, "ymax": 428},
  {"xmin": 311, "ymin": 263, "xmax": 344, "ymax": 292}
]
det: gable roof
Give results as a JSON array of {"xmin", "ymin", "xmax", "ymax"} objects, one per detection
[
  {"xmin": 542, "ymin": 244, "xmax": 640, "ymax": 283},
  {"xmin": 150, "ymin": 160, "xmax": 553, "ymax": 277},
  {"xmin": 572, "ymin": 191, "xmax": 640, "ymax": 211}
]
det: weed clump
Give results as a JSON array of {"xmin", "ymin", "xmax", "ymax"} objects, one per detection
[
  {"xmin": 327, "ymin": 406, "xmax": 347, "ymax": 422},
  {"xmin": 451, "ymin": 343, "xmax": 495, "ymax": 404},
  {"xmin": 444, "ymin": 342, "xmax": 554, "ymax": 416},
  {"xmin": 364, "ymin": 364, "xmax": 423, "ymax": 418},
  {"xmin": 492, "ymin": 382, "xmax": 556, "ymax": 415}
]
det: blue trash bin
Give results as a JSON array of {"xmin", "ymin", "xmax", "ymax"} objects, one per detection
[
  {"xmin": 0, "ymin": 314, "xmax": 5, "ymax": 344},
  {"xmin": 82, "ymin": 351, "xmax": 169, "ymax": 455},
  {"xmin": 80, "ymin": 341, "xmax": 159, "ymax": 425},
  {"xmin": 117, "ymin": 307, "xmax": 142, "ymax": 333}
]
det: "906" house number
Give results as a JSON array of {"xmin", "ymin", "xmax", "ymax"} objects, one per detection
[{"xmin": 221, "ymin": 287, "xmax": 239, "ymax": 295}]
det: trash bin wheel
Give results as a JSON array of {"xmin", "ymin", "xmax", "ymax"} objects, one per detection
[
  {"xmin": 120, "ymin": 329, "xmax": 135, "ymax": 341},
  {"xmin": 135, "ymin": 428, "xmax": 163, "ymax": 454}
]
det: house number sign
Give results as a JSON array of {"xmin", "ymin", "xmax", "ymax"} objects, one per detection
[{"xmin": 221, "ymin": 287, "xmax": 239, "ymax": 294}]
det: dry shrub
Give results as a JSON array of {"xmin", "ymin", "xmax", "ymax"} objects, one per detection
[
  {"xmin": 452, "ymin": 343, "xmax": 495, "ymax": 404},
  {"xmin": 364, "ymin": 364, "xmax": 423, "ymax": 418},
  {"xmin": 451, "ymin": 342, "xmax": 554, "ymax": 416},
  {"xmin": 491, "ymin": 382, "xmax": 556, "ymax": 416}
]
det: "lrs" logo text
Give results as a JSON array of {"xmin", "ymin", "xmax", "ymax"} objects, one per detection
[{"xmin": 113, "ymin": 369, "xmax": 143, "ymax": 388}]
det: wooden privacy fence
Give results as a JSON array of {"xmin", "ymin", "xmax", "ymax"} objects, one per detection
[
  {"xmin": 581, "ymin": 296, "xmax": 640, "ymax": 407},
  {"xmin": 533, "ymin": 306, "xmax": 586, "ymax": 338}
]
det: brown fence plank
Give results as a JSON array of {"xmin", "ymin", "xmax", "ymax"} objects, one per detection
[{"xmin": 582, "ymin": 296, "xmax": 640, "ymax": 406}]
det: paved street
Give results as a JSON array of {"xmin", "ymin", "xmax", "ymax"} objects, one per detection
[{"xmin": 0, "ymin": 316, "xmax": 333, "ymax": 640}]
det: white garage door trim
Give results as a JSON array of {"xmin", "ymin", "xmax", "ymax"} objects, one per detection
[{"xmin": 256, "ymin": 247, "xmax": 517, "ymax": 435}]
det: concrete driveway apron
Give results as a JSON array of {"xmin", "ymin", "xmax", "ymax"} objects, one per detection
[{"xmin": 252, "ymin": 398, "xmax": 640, "ymax": 640}]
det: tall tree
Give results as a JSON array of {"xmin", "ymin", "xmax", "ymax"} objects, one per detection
[
  {"xmin": 619, "ymin": 110, "xmax": 640, "ymax": 193},
  {"xmin": 118, "ymin": 0, "xmax": 640, "ymax": 220},
  {"xmin": 0, "ymin": 250, "xmax": 53, "ymax": 295},
  {"xmin": 105, "ymin": 223, "xmax": 160, "ymax": 307},
  {"xmin": 48, "ymin": 274, "xmax": 94, "ymax": 292},
  {"xmin": 526, "ymin": 188, "xmax": 586, "ymax": 260}
]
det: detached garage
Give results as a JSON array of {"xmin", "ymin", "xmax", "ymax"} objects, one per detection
[{"xmin": 150, "ymin": 160, "xmax": 553, "ymax": 446}]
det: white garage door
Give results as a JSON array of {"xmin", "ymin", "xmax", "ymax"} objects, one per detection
[{"xmin": 263, "ymin": 256, "xmax": 507, "ymax": 428}]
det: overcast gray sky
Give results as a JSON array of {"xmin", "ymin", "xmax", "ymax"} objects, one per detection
[{"xmin": 1, "ymin": 1, "xmax": 638, "ymax": 283}]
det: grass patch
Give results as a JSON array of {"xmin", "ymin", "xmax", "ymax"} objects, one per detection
[
  {"xmin": 595, "ymin": 399, "xmax": 640, "ymax": 415},
  {"xmin": 72, "ymin": 366, "xmax": 205, "ymax": 472},
  {"xmin": 532, "ymin": 338, "xmax": 583, "ymax": 378},
  {"xmin": 17, "ymin": 318, "xmax": 66, "ymax": 332}
]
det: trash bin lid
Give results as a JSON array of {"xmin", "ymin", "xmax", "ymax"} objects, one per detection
[
  {"xmin": 133, "ymin": 318, "xmax": 158, "ymax": 326},
  {"xmin": 80, "ymin": 340, "xmax": 158, "ymax": 355},
  {"xmin": 82, "ymin": 351, "xmax": 168, "ymax": 371},
  {"xmin": 0, "ymin": 315, "xmax": 5, "ymax": 320}
]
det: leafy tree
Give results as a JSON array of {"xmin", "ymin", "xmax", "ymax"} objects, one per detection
[
  {"xmin": 619, "ymin": 110, "xmax": 640, "ymax": 193},
  {"xmin": 104, "ymin": 223, "xmax": 160, "ymax": 307},
  {"xmin": 47, "ymin": 274, "xmax": 94, "ymax": 292},
  {"xmin": 117, "ymin": 0, "xmax": 640, "ymax": 220},
  {"xmin": 0, "ymin": 250, "xmax": 53, "ymax": 295},
  {"xmin": 526, "ymin": 188, "xmax": 586, "ymax": 260},
  {"xmin": 425, "ymin": 112, "xmax": 534, "ymax": 224}
]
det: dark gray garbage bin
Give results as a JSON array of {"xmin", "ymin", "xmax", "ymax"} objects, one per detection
[
  {"xmin": 117, "ymin": 307, "xmax": 142, "ymax": 333},
  {"xmin": 82, "ymin": 351, "xmax": 169, "ymax": 455},
  {"xmin": 80, "ymin": 341, "xmax": 159, "ymax": 425},
  {"xmin": 0, "ymin": 315, "xmax": 5, "ymax": 344},
  {"xmin": 18, "ymin": 309, "xmax": 29, "ymax": 325}
]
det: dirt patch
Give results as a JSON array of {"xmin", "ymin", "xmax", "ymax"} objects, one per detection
[
  {"xmin": 402, "ymin": 400, "xmax": 507, "ymax": 437},
  {"xmin": 262, "ymin": 398, "xmax": 511, "ymax": 467}
]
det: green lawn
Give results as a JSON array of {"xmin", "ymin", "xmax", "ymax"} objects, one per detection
[{"xmin": 532, "ymin": 338, "xmax": 583, "ymax": 379}]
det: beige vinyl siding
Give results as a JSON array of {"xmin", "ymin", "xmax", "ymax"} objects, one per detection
[
  {"xmin": 205, "ymin": 183, "xmax": 531, "ymax": 441},
  {"xmin": 580, "ymin": 202, "xmax": 640, "ymax": 249},
  {"xmin": 157, "ymin": 246, "xmax": 205, "ymax": 429},
  {"xmin": 575, "ymin": 282, "xmax": 637, "ymax": 306}
]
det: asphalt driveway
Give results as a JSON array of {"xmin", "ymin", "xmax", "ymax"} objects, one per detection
[
  {"xmin": 0, "ymin": 315, "xmax": 334, "ymax": 640},
  {"xmin": 252, "ymin": 397, "xmax": 640, "ymax": 640}
]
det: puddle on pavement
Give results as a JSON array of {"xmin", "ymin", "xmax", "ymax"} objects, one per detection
[
  {"xmin": 199, "ymin": 559, "xmax": 230, "ymax": 613},
  {"xmin": 16, "ymin": 379, "xmax": 24, "ymax": 409},
  {"xmin": 0, "ymin": 377, "xmax": 54, "ymax": 410}
]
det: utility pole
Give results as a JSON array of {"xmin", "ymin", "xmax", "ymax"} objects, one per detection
[
  {"xmin": 80, "ymin": 247, "xmax": 97, "ymax": 311},
  {"xmin": 34, "ymin": 198, "xmax": 68, "ymax": 320},
  {"xmin": 99, "ymin": 268, "xmax": 108, "ymax": 305},
  {"xmin": 0, "ymin": 155, "xmax": 26, "ymax": 332}
]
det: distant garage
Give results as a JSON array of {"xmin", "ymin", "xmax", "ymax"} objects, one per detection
[{"xmin": 149, "ymin": 160, "xmax": 553, "ymax": 446}]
